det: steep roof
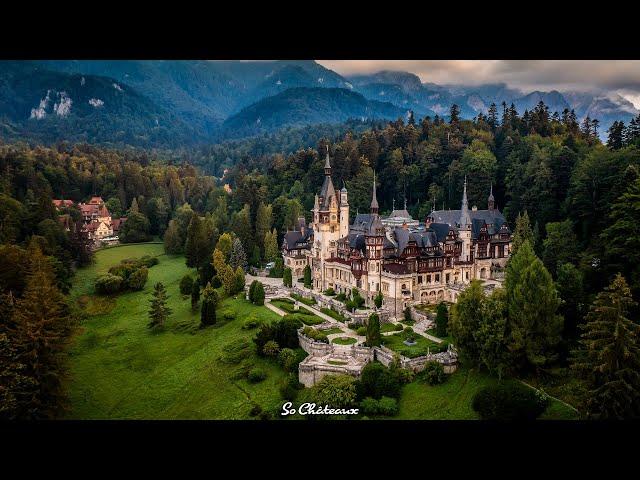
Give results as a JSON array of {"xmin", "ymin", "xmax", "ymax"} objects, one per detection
[{"xmin": 429, "ymin": 209, "xmax": 505, "ymax": 228}]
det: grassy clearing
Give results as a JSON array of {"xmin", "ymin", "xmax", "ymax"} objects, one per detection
[
  {"xmin": 65, "ymin": 243, "xmax": 286, "ymax": 419},
  {"xmin": 381, "ymin": 331, "xmax": 443, "ymax": 358},
  {"xmin": 321, "ymin": 327, "xmax": 345, "ymax": 335},
  {"xmin": 332, "ymin": 337, "xmax": 357, "ymax": 345},
  {"xmin": 396, "ymin": 367, "xmax": 578, "ymax": 420}
]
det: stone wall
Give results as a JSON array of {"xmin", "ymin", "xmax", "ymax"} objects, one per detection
[{"xmin": 373, "ymin": 345, "xmax": 458, "ymax": 374}]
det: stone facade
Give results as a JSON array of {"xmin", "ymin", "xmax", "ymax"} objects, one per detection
[{"xmin": 282, "ymin": 151, "xmax": 513, "ymax": 320}]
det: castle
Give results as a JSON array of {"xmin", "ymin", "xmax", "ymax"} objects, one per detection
[{"xmin": 282, "ymin": 151, "xmax": 512, "ymax": 317}]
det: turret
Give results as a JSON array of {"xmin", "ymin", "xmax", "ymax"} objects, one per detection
[
  {"xmin": 459, "ymin": 176, "xmax": 471, "ymax": 229},
  {"xmin": 370, "ymin": 171, "xmax": 379, "ymax": 215},
  {"xmin": 339, "ymin": 182, "xmax": 349, "ymax": 239}
]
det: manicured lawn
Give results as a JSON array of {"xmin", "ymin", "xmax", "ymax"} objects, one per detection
[
  {"xmin": 65, "ymin": 243, "xmax": 286, "ymax": 419},
  {"xmin": 322, "ymin": 327, "xmax": 345, "ymax": 335},
  {"xmin": 426, "ymin": 328, "xmax": 454, "ymax": 344},
  {"xmin": 381, "ymin": 331, "xmax": 442, "ymax": 358},
  {"xmin": 396, "ymin": 367, "xmax": 578, "ymax": 420},
  {"xmin": 320, "ymin": 307, "xmax": 348, "ymax": 323},
  {"xmin": 332, "ymin": 336, "xmax": 357, "ymax": 345},
  {"xmin": 381, "ymin": 322, "xmax": 403, "ymax": 333}
]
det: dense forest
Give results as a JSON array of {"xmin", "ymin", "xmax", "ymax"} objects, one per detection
[{"xmin": 2, "ymin": 99, "xmax": 640, "ymax": 419}]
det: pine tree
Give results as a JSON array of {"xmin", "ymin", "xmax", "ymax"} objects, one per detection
[
  {"xmin": 4, "ymin": 244, "xmax": 71, "ymax": 419},
  {"xmin": 255, "ymin": 202, "xmax": 273, "ymax": 257},
  {"xmin": 70, "ymin": 219, "xmax": 93, "ymax": 267},
  {"xmin": 374, "ymin": 291, "xmax": 383, "ymax": 309},
  {"xmin": 129, "ymin": 197, "xmax": 139, "ymax": 215},
  {"xmin": 283, "ymin": 268, "xmax": 293, "ymax": 288},
  {"xmin": 229, "ymin": 237, "xmax": 247, "ymax": 271},
  {"xmin": 607, "ymin": 121, "xmax": 625, "ymax": 150},
  {"xmin": 221, "ymin": 264, "xmax": 237, "ymax": 295},
  {"xmin": 185, "ymin": 214, "xmax": 209, "ymax": 268},
  {"xmin": 487, "ymin": 103, "xmax": 498, "ymax": 130},
  {"xmin": 148, "ymin": 282, "xmax": 172, "ymax": 329},
  {"xmin": 253, "ymin": 281, "xmax": 265, "ymax": 306},
  {"xmin": 216, "ymin": 233, "xmax": 233, "ymax": 261},
  {"xmin": 191, "ymin": 278, "xmax": 200, "ymax": 311},
  {"xmin": 449, "ymin": 104, "xmax": 460, "ymax": 125},
  {"xmin": 435, "ymin": 301, "xmax": 448, "ymax": 337},
  {"xmin": 505, "ymin": 240, "xmax": 563, "ymax": 372},
  {"xmin": 200, "ymin": 282, "xmax": 218, "ymax": 327},
  {"xmin": 571, "ymin": 274, "xmax": 640, "ymax": 419},
  {"xmin": 366, "ymin": 313, "xmax": 381, "ymax": 347}
]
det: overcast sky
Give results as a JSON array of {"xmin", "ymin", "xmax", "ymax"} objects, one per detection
[{"xmin": 317, "ymin": 60, "xmax": 640, "ymax": 108}]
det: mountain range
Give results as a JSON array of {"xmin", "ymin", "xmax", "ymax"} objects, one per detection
[{"xmin": 0, "ymin": 60, "xmax": 636, "ymax": 148}]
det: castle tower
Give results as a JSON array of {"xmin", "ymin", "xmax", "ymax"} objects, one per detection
[
  {"xmin": 311, "ymin": 147, "xmax": 343, "ymax": 291},
  {"xmin": 339, "ymin": 181, "xmax": 349, "ymax": 239},
  {"xmin": 459, "ymin": 176, "xmax": 473, "ymax": 269},
  {"xmin": 365, "ymin": 172, "xmax": 384, "ymax": 303},
  {"xmin": 488, "ymin": 183, "xmax": 495, "ymax": 211}
]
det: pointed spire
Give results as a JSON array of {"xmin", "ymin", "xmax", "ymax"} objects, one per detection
[
  {"xmin": 488, "ymin": 182, "xmax": 495, "ymax": 211},
  {"xmin": 313, "ymin": 193, "xmax": 319, "ymax": 210},
  {"xmin": 404, "ymin": 197, "xmax": 407, "ymax": 211},
  {"xmin": 324, "ymin": 145, "xmax": 331, "ymax": 174},
  {"xmin": 370, "ymin": 170, "xmax": 379, "ymax": 214},
  {"xmin": 459, "ymin": 175, "xmax": 471, "ymax": 228},
  {"xmin": 392, "ymin": 198, "xmax": 395, "ymax": 211}
]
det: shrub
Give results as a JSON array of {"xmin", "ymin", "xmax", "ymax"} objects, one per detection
[
  {"xmin": 356, "ymin": 361, "xmax": 401, "ymax": 400},
  {"xmin": 279, "ymin": 372, "xmax": 303, "ymax": 400},
  {"xmin": 249, "ymin": 404, "xmax": 262, "ymax": 417},
  {"xmin": 221, "ymin": 309, "xmax": 236, "ymax": 321},
  {"xmin": 356, "ymin": 326, "xmax": 366, "ymax": 336},
  {"xmin": 220, "ymin": 339, "xmax": 253, "ymax": 365},
  {"xmin": 263, "ymin": 340, "xmax": 281, "ymax": 357},
  {"xmin": 254, "ymin": 316, "xmax": 302, "ymax": 355},
  {"xmin": 422, "ymin": 361, "xmax": 446, "ymax": 385},
  {"xmin": 211, "ymin": 275, "xmax": 222, "ymax": 288},
  {"xmin": 278, "ymin": 348, "xmax": 298, "ymax": 372},
  {"xmin": 472, "ymin": 382, "xmax": 550, "ymax": 421},
  {"xmin": 248, "ymin": 280, "xmax": 258, "ymax": 302},
  {"xmin": 404, "ymin": 306, "xmax": 412, "ymax": 323},
  {"xmin": 140, "ymin": 255, "xmax": 159, "ymax": 268},
  {"xmin": 95, "ymin": 273, "xmax": 123, "ymax": 294},
  {"xmin": 324, "ymin": 288, "xmax": 335, "ymax": 296},
  {"xmin": 253, "ymin": 282, "xmax": 265, "ymax": 306},
  {"xmin": 301, "ymin": 326, "xmax": 328, "ymax": 343},
  {"xmin": 242, "ymin": 315, "xmax": 261, "ymax": 330},
  {"xmin": 179, "ymin": 274, "xmax": 194, "ymax": 295},
  {"xmin": 377, "ymin": 396, "xmax": 399, "ymax": 416},
  {"xmin": 283, "ymin": 267, "xmax": 293, "ymax": 288},
  {"xmin": 335, "ymin": 293, "xmax": 347, "ymax": 302},
  {"xmin": 360, "ymin": 397, "xmax": 380, "ymax": 416},
  {"xmin": 394, "ymin": 323, "xmax": 404, "ymax": 331},
  {"xmin": 374, "ymin": 291, "xmax": 383, "ymax": 308},
  {"xmin": 248, "ymin": 368, "xmax": 267, "ymax": 383},
  {"xmin": 126, "ymin": 266, "xmax": 148, "ymax": 291}
]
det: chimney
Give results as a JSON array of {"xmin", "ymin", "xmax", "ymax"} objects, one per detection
[{"xmin": 472, "ymin": 205, "xmax": 478, "ymax": 211}]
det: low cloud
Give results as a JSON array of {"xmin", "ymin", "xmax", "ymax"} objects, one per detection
[{"xmin": 317, "ymin": 60, "xmax": 640, "ymax": 106}]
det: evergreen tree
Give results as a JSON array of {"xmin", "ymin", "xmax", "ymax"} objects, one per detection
[
  {"xmin": 3, "ymin": 245, "xmax": 71, "ymax": 419},
  {"xmin": 571, "ymin": 274, "xmax": 640, "ymax": 419},
  {"xmin": 148, "ymin": 282, "xmax": 171, "ymax": 329},
  {"xmin": 556, "ymin": 262, "xmax": 585, "ymax": 341},
  {"xmin": 476, "ymin": 288, "xmax": 511, "ymax": 379},
  {"xmin": 450, "ymin": 280, "xmax": 485, "ymax": 364},
  {"xmin": 542, "ymin": 220, "xmax": 578, "ymax": 277},
  {"xmin": 221, "ymin": 264, "xmax": 237, "ymax": 295},
  {"xmin": 600, "ymin": 178, "xmax": 640, "ymax": 295},
  {"xmin": 185, "ymin": 214, "xmax": 209, "ymax": 268},
  {"xmin": 607, "ymin": 121, "xmax": 625, "ymax": 150},
  {"xmin": 505, "ymin": 241, "xmax": 563, "ymax": 373},
  {"xmin": 69, "ymin": 219, "xmax": 93, "ymax": 267},
  {"xmin": 303, "ymin": 264, "xmax": 312, "ymax": 288},
  {"xmin": 487, "ymin": 103, "xmax": 498, "ymax": 130},
  {"xmin": 163, "ymin": 219, "xmax": 183, "ymax": 254},
  {"xmin": 449, "ymin": 104, "xmax": 460, "ymax": 124},
  {"xmin": 200, "ymin": 282, "xmax": 218, "ymax": 327},
  {"xmin": 253, "ymin": 281, "xmax": 265, "ymax": 306},
  {"xmin": 129, "ymin": 197, "xmax": 139, "ymax": 215},
  {"xmin": 232, "ymin": 204, "xmax": 254, "ymax": 257},
  {"xmin": 191, "ymin": 278, "xmax": 200, "ymax": 311},
  {"xmin": 229, "ymin": 237, "xmax": 247, "ymax": 271},
  {"xmin": 283, "ymin": 267, "xmax": 293, "ymax": 288},
  {"xmin": 248, "ymin": 280, "xmax": 258, "ymax": 303},
  {"xmin": 435, "ymin": 301, "xmax": 448, "ymax": 337},
  {"xmin": 366, "ymin": 313, "xmax": 381, "ymax": 347},
  {"xmin": 511, "ymin": 211, "xmax": 535, "ymax": 255}
]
